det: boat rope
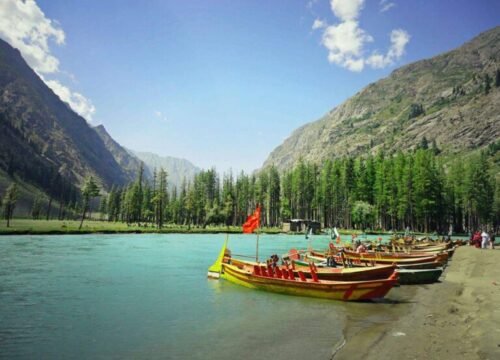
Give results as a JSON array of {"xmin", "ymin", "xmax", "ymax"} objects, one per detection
[{"xmin": 330, "ymin": 336, "xmax": 346, "ymax": 359}]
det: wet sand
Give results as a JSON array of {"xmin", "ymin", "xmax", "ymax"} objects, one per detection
[{"xmin": 335, "ymin": 246, "xmax": 500, "ymax": 360}]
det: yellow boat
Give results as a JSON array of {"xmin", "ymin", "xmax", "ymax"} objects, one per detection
[{"xmin": 207, "ymin": 239, "xmax": 398, "ymax": 301}]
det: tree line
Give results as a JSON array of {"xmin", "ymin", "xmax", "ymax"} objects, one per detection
[
  {"xmin": 2, "ymin": 148, "xmax": 498, "ymax": 233},
  {"xmin": 96, "ymin": 148, "xmax": 498, "ymax": 234}
]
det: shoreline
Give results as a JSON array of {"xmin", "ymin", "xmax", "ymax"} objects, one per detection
[
  {"xmin": 335, "ymin": 246, "xmax": 500, "ymax": 360},
  {"xmin": 0, "ymin": 219, "xmax": 467, "ymax": 237}
]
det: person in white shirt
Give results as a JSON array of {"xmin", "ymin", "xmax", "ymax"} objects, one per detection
[{"xmin": 481, "ymin": 230, "xmax": 490, "ymax": 249}]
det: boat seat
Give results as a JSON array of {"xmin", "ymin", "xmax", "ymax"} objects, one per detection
[
  {"xmin": 267, "ymin": 264, "xmax": 275, "ymax": 278},
  {"xmin": 260, "ymin": 266, "xmax": 268, "ymax": 277},
  {"xmin": 282, "ymin": 268, "xmax": 290, "ymax": 279},
  {"xmin": 253, "ymin": 265, "xmax": 261, "ymax": 276}
]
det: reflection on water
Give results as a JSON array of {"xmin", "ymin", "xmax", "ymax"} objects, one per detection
[{"xmin": 0, "ymin": 233, "xmax": 440, "ymax": 359}]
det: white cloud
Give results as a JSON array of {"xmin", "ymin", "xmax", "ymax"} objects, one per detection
[
  {"xmin": 388, "ymin": 29, "xmax": 410, "ymax": 58},
  {"xmin": 380, "ymin": 0, "xmax": 395, "ymax": 13},
  {"xmin": 366, "ymin": 29, "xmax": 410, "ymax": 68},
  {"xmin": 365, "ymin": 52, "xmax": 387, "ymax": 68},
  {"xmin": 330, "ymin": 0, "xmax": 365, "ymax": 21},
  {"xmin": 0, "ymin": 0, "xmax": 64, "ymax": 74},
  {"xmin": 44, "ymin": 78, "xmax": 96, "ymax": 121},
  {"xmin": 312, "ymin": 19, "xmax": 326, "ymax": 30},
  {"xmin": 315, "ymin": 0, "xmax": 409, "ymax": 72},
  {"xmin": 322, "ymin": 20, "xmax": 372, "ymax": 72},
  {"xmin": 0, "ymin": 0, "xmax": 96, "ymax": 122}
]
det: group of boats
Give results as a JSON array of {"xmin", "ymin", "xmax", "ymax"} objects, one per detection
[{"xmin": 208, "ymin": 236, "xmax": 458, "ymax": 302}]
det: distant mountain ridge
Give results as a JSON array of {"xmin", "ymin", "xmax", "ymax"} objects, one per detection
[
  {"xmin": 94, "ymin": 125, "xmax": 151, "ymax": 181},
  {"xmin": 128, "ymin": 150, "xmax": 200, "ymax": 189},
  {"xmin": 94, "ymin": 126, "xmax": 200, "ymax": 188},
  {"xmin": 263, "ymin": 26, "xmax": 500, "ymax": 170}
]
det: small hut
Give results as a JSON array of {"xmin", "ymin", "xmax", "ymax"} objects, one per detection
[{"xmin": 282, "ymin": 219, "xmax": 321, "ymax": 234}]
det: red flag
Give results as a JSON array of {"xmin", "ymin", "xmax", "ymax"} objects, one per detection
[{"xmin": 242, "ymin": 205, "xmax": 261, "ymax": 233}]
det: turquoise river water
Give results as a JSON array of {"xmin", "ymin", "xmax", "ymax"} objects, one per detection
[{"xmin": 0, "ymin": 234, "xmax": 421, "ymax": 359}]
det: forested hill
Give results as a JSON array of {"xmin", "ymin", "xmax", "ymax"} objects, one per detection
[
  {"xmin": 0, "ymin": 38, "xmax": 134, "ymax": 195},
  {"xmin": 263, "ymin": 26, "xmax": 500, "ymax": 171}
]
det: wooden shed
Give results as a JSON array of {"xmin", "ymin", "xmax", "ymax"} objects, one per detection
[{"xmin": 282, "ymin": 219, "xmax": 321, "ymax": 234}]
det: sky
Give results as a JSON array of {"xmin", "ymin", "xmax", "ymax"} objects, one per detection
[{"xmin": 0, "ymin": 0, "xmax": 499, "ymax": 173}]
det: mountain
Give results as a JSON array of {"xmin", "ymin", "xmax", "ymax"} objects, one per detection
[
  {"xmin": 263, "ymin": 27, "xmax": 500, "ymax": 170},
  {"xmin": 94, "ymin": 125, "xmax": 200, "ymax": 189},
  {"xmin": 94, "ymin": 125, "xmax": 151, "ymax": 181},
  {"xmin": 129, "ymin": 150, "xmax": 200, "ymax": 189},
  {"xmin": 0, "ymin": 37, "xmax": 134, "ymax": 195}
]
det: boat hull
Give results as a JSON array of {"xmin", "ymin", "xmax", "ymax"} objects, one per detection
[
  {"xmin": 342, "ymin": 250, "xmax": 447, "ymax": 266},
  {"xmin": 396, "ymin": 261, "xmax": 443, "ymax": 270},
  {"xmin": 396, "ymin": 268, "xmax": 444, "ymax": 285},
  {"xmin": 293, "ymin": 263, "xmax": 396, "ymax": 281},
  {"xmin": 221, "ymin": 263, "xmax": 397, "ymax": 301}
]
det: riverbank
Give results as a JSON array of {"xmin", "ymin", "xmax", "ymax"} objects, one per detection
[
  {"xmin": 0, "ymin": 219, "xmax": 451, "ymax": 237},
  {"xmin": 336, "ymin": 246, "xmax": 500, "ymax": 360},
  {"xmin": 0, "ymin": 219, "xmax": 282, "ymax": 235}
]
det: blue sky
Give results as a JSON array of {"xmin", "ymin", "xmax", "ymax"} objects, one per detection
[{"xmin": 1, "ymin": 1, "xmax": 499, "ymax": 173}]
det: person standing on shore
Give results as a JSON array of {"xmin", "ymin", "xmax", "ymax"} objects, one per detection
[
  {"xmin": 481, "ymin": 230, "xmax": 490, "ymax": 249},
  {"xmin": 473, "ymin": 231, "xmax": 482, "ymax": 248}
]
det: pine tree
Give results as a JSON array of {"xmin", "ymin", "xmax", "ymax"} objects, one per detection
[
  {"xmin": 31, "ymin": 195, "xmax": 43, "ymax": 220},
  {"xmin": 268, "ymin": 166, "xmax": 281, "ymax": 226},
  {"xmin": 2, "ymin": 183, "xmax": 18, "ymax": 227},
  {"xmin": 79, "ymin": 177, "xmax": 100, "ymax": 230},
  {"xmin": 419, "ymin": 136, "xmax": 429, "ymax": 150},
  {"xmin": 152, "ymin": 168, "xmax": 168, "ymax": 229},
  {"xmin": 99, "ymin": 195, "xmax": 108, "ymax": 220},
  {"xmin": 484, "ymin": 73, "xmax": 492, "ymax": 94}
]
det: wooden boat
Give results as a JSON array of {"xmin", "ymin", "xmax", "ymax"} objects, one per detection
[
  {"xmin": 385, "ymin": 243, "xmax": 450, "ymax": 253},
  {"xmin": 280, "ymin": 250, "xmax": 398, "ymax": 281},
  {"xmin": 342, "ymin": 249, "xmax": 449, "ymax": 265},
  {"xmin": 395, "ymin": 267, "xmax": 444, "ymax": 285},
  {"xmin": 411, "ymin": 242, "xmax": 451, "ymax": 250},
  {"xmin": 291, "ymin": 262, "xmax": 396, "ymax": 281},
  {"xmin": 396, "ymin": 261, "xmax": 443, "ymax": 270},
  {"xmin": 410, "ymin": 244, "xmax": 449, "ymax": 252},
  {"xmin": 208, "ymin": 240, "xmax": 398, "ymax": 301},
  {"xmin": 303, "ymin": 249, "xmax": 447, "ymax": 266}
]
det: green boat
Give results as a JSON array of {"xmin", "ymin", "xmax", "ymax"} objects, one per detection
[
  {"xmin": 396, "ymin": 261, "xmax": 443, "ymax": 270},
  {"xmin": 395, "ymin": 267, "xmax": 443, "ymax": 285}
]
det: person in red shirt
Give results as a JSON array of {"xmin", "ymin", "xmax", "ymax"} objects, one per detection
[{"xmin": 472, "ymin": 231, "xmax": 482, "ymax": 248}]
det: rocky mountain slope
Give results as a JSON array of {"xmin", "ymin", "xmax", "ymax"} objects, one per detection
[
  {"xmin": 129, "ymin": 150, "xmax": 200, "ymax": 189},
  {"xmin": 263, "ymin": 26, "xmax": 500, "ymax": 170},
  {"xmin": 0, "ymin": 38, "xmax": 134, "ymax": 191},
  {"xmin": 94, "ymin": 125, "xmax": 151, "ymax": 181}
]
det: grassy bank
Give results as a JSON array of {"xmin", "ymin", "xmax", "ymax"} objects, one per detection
[
  {"xmin": 0, "ymin": 219, "xmax": 443, "ymax": 237},
  {"xmin": 0, "ymin": 219, "xmax": 283, "ymax": 235}
]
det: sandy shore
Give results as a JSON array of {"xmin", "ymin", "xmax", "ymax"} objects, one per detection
[{"xmin": 335, "ymin": 246, "xmax": 500, "ymax": 360}]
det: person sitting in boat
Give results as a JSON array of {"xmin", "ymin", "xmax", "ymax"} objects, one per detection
[
  {"xmin": 327, "ymin": 254, "xmax": 338, "ymax": 267},
  {"xmin": 270, "ymin": 254, "xmax": 279, "ymax": 268},
  {"xmin": 356, "ymin": 242, "xmax": 367, "ymax": 253}
]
